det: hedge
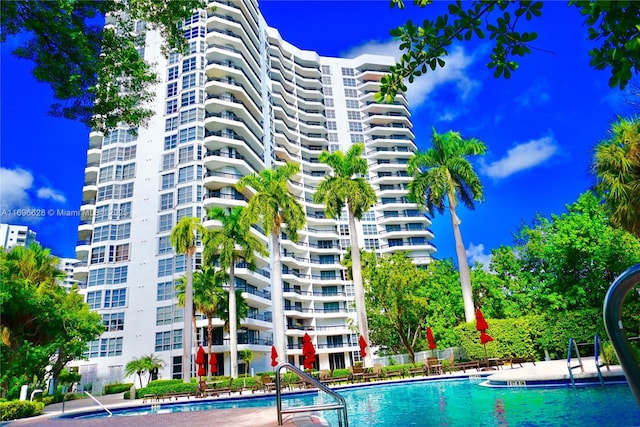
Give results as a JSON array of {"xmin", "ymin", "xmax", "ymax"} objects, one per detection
[
  {"xmin": 104, "ymin": 383, "xmax": 133, "ymax": 395},
  {"xmin": 0, "ymin": 400, "xmax": 44, "ymax": 421}
]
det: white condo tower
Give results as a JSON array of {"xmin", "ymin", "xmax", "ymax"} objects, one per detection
[{"xmin": 72, "ymin": 0, "xmax": 436, "ymax": 387}]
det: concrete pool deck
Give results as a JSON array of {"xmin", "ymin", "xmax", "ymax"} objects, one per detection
[{"xmin": 4, "ymin": 359, "xmax": 629, "ymax": 427}]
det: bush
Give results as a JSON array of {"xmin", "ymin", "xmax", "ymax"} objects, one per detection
[
  {"xmin": 104, "ymin": 383, "xmax": 133, "ymax": 395},
  {"xmin": 0, "ymin": 400, "xmax": 45, "ymax": 421},
  {"xmin": 134, "ymin": 381, "xmax": 196, "ymax": 398}
]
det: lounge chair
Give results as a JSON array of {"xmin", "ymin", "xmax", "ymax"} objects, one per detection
[
  {"xmin": 261, "ymin": 374, "xmax": 276, "ymax": 392},
  {"xmin": 407, "ymin": 364, "xmax": 426, "ymax": 377},
  {"xmin": 426, "ymin": 357, "xmax": 443, "ymax": 375},
  {"xmin": 350, "ymin": 365, "xmax": 365, "ymax": 383}
]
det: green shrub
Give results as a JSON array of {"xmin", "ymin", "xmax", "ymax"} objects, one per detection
[
  {"xmin": 332, "ymin": 368, "xmax": 350, "ymax": 378},
  {"xmin": 145, "ymin": 379, "xmax": 184, "ymax": 390},
  {"xmin": 104, "ymin": 383, "xmax": 133, "ymax": 395},
  {"xmin": 134, "ymin": 381, "xmax": 196, "ymax": 398},
  {"xmin": 0, "ymin": 400, "xmax": 45, "ymax": 421}
]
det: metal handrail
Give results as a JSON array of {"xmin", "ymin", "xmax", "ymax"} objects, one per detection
[
  {"xmin": 594, "ymin": 334, "xmax": 609, "ymax": 386},
  {"xmin": 566, "ymin": 337, "xmax": 584, "ymax": 388},
  {"xmin": 275, "ymin": 362, "xmax": 348, "ymax": 426},
  {"xmin": 603, "ymin": 263, "xmax": 640, "ymax": 405},
  {"xmin": 83, "ymin": 391, "xmax": 112, "ymax": 417}
]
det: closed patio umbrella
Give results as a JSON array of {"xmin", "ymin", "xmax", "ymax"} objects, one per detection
[
  {"xmin": 196, "ymin": 345, "xmax": 206, "ymax": 378},
  {"xmin": 302, "ymin": 333, "xmax": 316, "ymax": 370},
  {"xmin": 427, "ymin": 327, "xmax": 437, "ymax": 350},
  {"xmin": 475, "ymin": 308, "xmax": 493, "ymax": 367},
  {"xmin": 270, "ymin": 345, "xmax": 279, "ymax": 368},
  {"xmin": 358, "ymin": 335, "xmax": 367, "ymax": 358},
  {"xmin": 209, "ymin": 352, "xmax": 218, "ymax": 375}
]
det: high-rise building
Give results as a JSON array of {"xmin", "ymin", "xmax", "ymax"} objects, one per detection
[
  {"xmin": 57, "ymin": 257, "xmax": 81, "ymax": 291},
  {"xmin": 0, "ymin": 223, "xmax": 38, "ymax": 251},
  {"xmin": 72, "ymin": 0, "xmax": 435, "ymax": 385}
]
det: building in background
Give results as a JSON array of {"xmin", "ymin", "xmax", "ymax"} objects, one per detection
[
  {"xmin": 57, "ymin": 257, "xmax": 81, "ymax": 291},
  {"xmin": 0, "ymin": 223, "xmax": 38, "ymax": 251},
  {"xmin": 72, "ymin": 0, "xmax": 436, "ymax": 386}
]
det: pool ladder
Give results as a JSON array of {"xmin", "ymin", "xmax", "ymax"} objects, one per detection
[
  {"xmin": 567, "ymin": 335, "xmax": 611, "ymax": 388},
  {"xmin": 275, "ymin": 362, "xmax": 349, "ymax": 426}
]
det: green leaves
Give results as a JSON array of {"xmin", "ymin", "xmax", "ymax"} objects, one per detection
[{"xmin": 379, "ymin": 0, "xmax": 637, "ymax": 102}]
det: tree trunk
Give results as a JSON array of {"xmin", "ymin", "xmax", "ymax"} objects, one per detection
[
  {"xmin": 348, "ymin": 205, "xmax": 372, "ymax": 367},
  {"xmin": 271, "ymin": 230, "xmax": 287, "ymax": 365},
  {"xmin": 183, "ymin": 251, "xmax": 194, "ymax": 383},
  {"xmin": 207, "ymin": 317, "xmax": 213, "ymax": 381},
  {"xmin": 229, "ymin": 262, "xmax": 238, "ymax": 378},
  {"xmin": 448, "ymin": 196, "xmax": 475, "ymax": 322}
]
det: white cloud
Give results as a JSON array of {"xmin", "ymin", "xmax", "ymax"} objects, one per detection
[
  {"xmin": 0, "ymin": 167, "xmax": 34, "ymax": 210},
  {"xmin": 516, "ymin": 81, "xmax": 551, "ymax": 108},
  {"xmin": 466, "ymin": 242, "xmax": 492, "ymax": 271},
  {"xmin": 481, "ymin": 135, "xmax": 557, "ymax": 179},
  {"xmin": 37, "ymin": 187, "xmax": 66, "ymax": 203},
  {"xmin": 343, "ymin": 41, "xmax": 480, "ymax": 109}
]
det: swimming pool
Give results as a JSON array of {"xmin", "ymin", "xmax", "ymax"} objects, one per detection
[{"xmin": 65, "ymin": 378, "xmax": 640, "ymax": 426}]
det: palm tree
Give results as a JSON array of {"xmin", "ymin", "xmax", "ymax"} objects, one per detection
[
  {"xmin": 236, "ymin": 163, "xmax": 306, "ymax": 363},
  {"xmin": 203, "ymin": 206, "xmax": 267, "ymax": 378},
  {"xmin": 176, "ymin": 265, "xmax": 224, "ymax": 380},
  {"xmin": 139, "ymin": 353, "xmax": 165, "ymax": 386},
  {"xmin": 313, "ymin": 143, "xmax": 377, "ymax": 366},
  {"xmin": 125, "ymin": 357, "xmax": 145, "ymax": 389},
  {"xmin": 408, "ymin": 129, "xmax": 486, "ymax": 322},
  {"xmin": 170, "ymin": 216, "xmax": 205, "ymax": 383},
  {"xmin": 593, "ymin": 116, "xmax": 640, "ymax": 238}
]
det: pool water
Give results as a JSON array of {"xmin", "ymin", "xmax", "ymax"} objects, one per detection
[{"xmin": 69, "ymin": 379, "xmax": 640, "ymax": 426}]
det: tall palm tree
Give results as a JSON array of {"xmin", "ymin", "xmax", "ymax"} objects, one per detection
[
  {"xmin": 313, "ymin": 143, "xmax": 377, "ymax": 366},
  {"xmin": 139, "ymin": 353, "xmax": 165, "ymax": 386},
  {"xmin": 593, "ymin": 116, "xmax": 640, "ymax": 238},
  {"xmin": 203, "ymin": 206, "xmax": 267, "ymax": 378},
  {"xmin": 170, "ymin": 216, "xmax": 205, "ymax": 383},
  {"xmin": 176, "ymin": 265, "xmax": 224, "ymax": 380},
  {"xmin": 236, "ymin": 163, "xmax": 306, "ymax": 364},
  {"xmin": 408, "ymin": 129, "xmax": 487, "ymax": 322}
]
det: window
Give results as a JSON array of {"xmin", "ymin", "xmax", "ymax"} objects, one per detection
[
  {"xmin": 341, "ymin": 67, "xmax": 355, "ymax": 76},
  {"xmin": 362, "ymin": 224, "xmax": 377, "ymax": 235},
  {"xmin": 111, "ymin": 266, "xmax": 128, "ymax": 284},
  {"xmin": 184, "ymin": 26, "xmax": 205, "ymax": 39},
  {"xmin": 182, "ymin": 57, "xmax": 196, "ymax": 72},
  {"xmin": 388, "ymin": 238, "xmax": 403, "ymax": 247},
  {"xmin": 168, "ymin": 52, "xmax": 180, "ymax": 65},
  {"xmin": 350, "ymin": 134, "xmax": 364, "ymax": 143},
  {"xmin": 87, "ymin": 291, "xmax": 102, "ymax": 309},
  {"xmin": 166, "ymin": 99, "xmax": 178, "ymax": 114},
  {"xmin": 343, "ymin": 78, "xmax": 356, "ymax": 87},
  {"xmin": 165, "ymin": 117, "xmax": 178, "ymax": 132},
  {"xmin": 181, "ymin": 90, "xmax": 196, "ymax": 107},
  {"xmin": 325, "ymin": 98, "xmax": 334, "ymax": 107},
  {"xmin": 339, "ymin": 224, "xmax": 349, "ymax": 236},
  {"xmin": 160, "ymin": 193, "xmax": 174, "ymax": 210},
  {"xmin": 103, "ymin": 312, "xmax": 125, "ymax": 332},
  {"xmin": 155, "ymin": 331, "xmax": 171, "ymax": 352},
  {"xmin": 98, "ymin": 166, "xmax": 113, "ymax": 183},
  {"xmin": 113, "ymin": 243, "xmax": 130, "ymax": 262},
  {"xmin": 362, "ymin": 211, "xmax": 376, "ymax": 221},
  {"xmin": 104, "ymin": 288, "xmax": 127, "ymax": 308},
  {"xmin": 344, "ymin": 88, "xmax": 358, "ymax": 98},
  {"xmin": 118, "ymin": 182, "xmax": 134, "ymax": 199},
  {"xmin": 321, "ymin": 65, "xmax": 331, "ymax": 74},
  {"xmin": 167, "ymin": 82, "xmax": 178, "ymax": 97},
  {"xmin": 348, "ymin": 122, "xmax": 363, "ymax": 132},
  {"xmin": 345, "ymin": 99, "xmax": 359, "ymax": 109},
  {"xmin": 328, "ymin": 133, "xmax": 338, "ymax": 142},
  {"xmin": 178, "ymin": 165, "xmax": 194, "ymax": 182},
  {"xmin": 123, "ymin": 146, "xmax": 137, "ymax": 161},
  {"xmin": 101, "ymin": 148, "xmax": 117, "ymax": 163},
  {"xmin": 176, "ymin": 206, "xmax": 192, "ymax": 221},
  {"xmin": 93, "ymin": 225, "xmax": 110, "ymax": 243},
  {"xmin": 162, "ymin": 153, "xmax": 175, "ymax": 171},
  {"xmin": 324, "ymin": 87, "xmax": 333, "ymax": 96},
  {"xmin": 178, "ymin": 146, "xmax": 194, "ymax": 164},
  {"xmin": 158, "ymin": 258, "xmax": 173, "ymax": 277},
  {"xmin": 321, "ymin": 76, "xmax": 332, "ymax": 85},
  {"xmin": 97, "ymin": 185, "xmax": 114, "ymax": 202},
  {"xmin": 100, "ymin": 337, "xmax": 123, "ymax": 357},
  {"xmin": 91, "ymin": 246, "xmax": 106, "ymax": 264},
  {"xmin": 159, "ymin": 213, "xmax": 174, "ymax": 232},
  {"xmin": 157, "ymin": 281, "xmax": 175, "ymax": 301},
  {"xmin": 161, "ymin": 173, "xmax": 175, "ymax": 190},
  {"xmin": 326, "ymin": 121, "xmax": 337, "ymax": 130},
  {"xmin": 347, "ymin": 111, "xmax": 361, "ymax": 120},
  {"xmin": 179, "ymin": 126, "xmax": 203, "ymax": 144},
  {"xmin": 182, "ymin": 73, "xmax": 197, "ymax": 90},
  {"xmin": 386, "ymin": 224, "xmax": 401, "ymax": 232},
  {"xmin": 120, "ymin": 163, "xmax": 135, "ymax": 180},
  {"xmin": 180, "ymin": 107, "xmax": 204, "ymax": 124},
  {"xmin": 85, "ymin": 340, "xmax": 99, "ymax": 358},
  {"xmin": 175, "ymin": 254, "xmax": 186, "ymax": 273},
  {"xmin": 116, "ymin": 223, "xmax": 131, "ymax": 240},
  {"xmin": 176, "ymin": 186, "xmax": 192, "ymax": 205},
  {"xmin": 157, "ymin": 306, "xmax": 173, "ymax": 326},
  {"xmin": 325, "ymin": 109, "xmax": 335, "ymax": 119},
  {"xmin": 158, "ymin": 235, "xmax": 172, "ymax": 254},
  {"xmin": 364, "ymin": 238, "xmax": 380, "ymax": 250},
  {"xmin": 167, "ymin": 66, "xmax": 179, "ymax": 81},
  {"xmin": 323, "ymin": 302, "xmax": 340, "ymax": 313}
]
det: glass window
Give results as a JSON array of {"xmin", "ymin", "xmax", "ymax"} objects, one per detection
[
  {"xmin": 167, "ymin": 82, "xmax": 178, "ymax": 98},
  {"xmin": 165, "ymin": 134, "xmax": 178, "ymax": 150},
  {"xmin": 347, "ymin": 111, "xmax": 361, "ymax": 120},
  {"xmin": 103, "ymin": 312, "xmax": 125, "ymax": 332},
  {"xmin": 167, "ymin": 66, "xmax": 179, "ymax": 81},
  {"xmin": 162, "ymin": 152, "xmax": 176, "ymax": 171},
  {"xmin": 176, "ymin": 186, "xmax": 192, "ymax": 205},
  {"xmin": 155, "ymin": 331, "xmax": 171, "ymax": 352},
  {"xmin": 345, "ymin": 99, "xmax": 359, "ymax": 108},
  {"xmin": 326, "ymin": 121, "xmax": 337, "ymax": 130},
  {"xmin": 161, "ymin": 173, "xmax": 175, "ymax": 190},
  {"xmin": 166, "ymin": 99, "xmax": 178, "ymax": 114},
  {"xmin": 178, "ymin": 146, "xmax": 194, "ymax": 164},
  {"xmin": 118, "ymin": 182, "xmax": 134, "ymax": 199},
  {"xmin": 116, "ymin": 223, "xmax": 131, "ymax": 240},
  {"xmin": 348, "ymin": 122, "xmax": 363, "ymax": 132},
  {"xmin": 104, "ymin": 288, "xmax": 127, "ymax": 308},
  {"xmin": 182, "ymin": 57, "xmax": 196, "ymax": 72},
  {"xmin": 159, "ymin": 213, "xmax": 174, "ymax": 232},
  {"xmin": 158, "ymin": 235, "xmax": 172, "ymax": 254},
  {"xmin": 160, "ymin": 193, "xmax": 174, "ymax": 210},
  {"xmin": 343, "ymin": 78, "xmax": 356, "ymax": 87},
  {"xmin": 157, "ymin": 305, "xmax": 173, "ymax": 326},
  {"xmin": 341, "ymin": 67, "xmax": 355, "ymax": 76},
  {"xmin": 158, "ymin": 258, "xmax": 173, "ymax": 277},
  {"xmin": 176, "ymin": 206, "xmax": 192, "ymax": 221},
  {"xmin": 344, "ymin": 89, "xmax": 358, "ymax": 98},
  {"xmin": 178, "ymin": 165, "xmax": 194, "ymax": 182},
  {"xmin": 87, "ymin": 291, "xmax": 102, "ymax": 309},
  {"xmin": 157, "ymin": 281, "xmax": 175, "ymax": 301},
  {"xmin": 91, "ymin": 246, "xmax": 106, "ymax": 264}
]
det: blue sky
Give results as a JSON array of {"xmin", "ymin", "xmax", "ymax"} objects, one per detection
[{"xmin": 0, "ymin": 1, "xmax": 635, "ymax": 266}]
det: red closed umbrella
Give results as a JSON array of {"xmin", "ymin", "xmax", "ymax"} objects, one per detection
[
  {"xmin": 475, "ymin": 308, "xmax": 489, "ymax": 332},
  {"xmin": 270, "ymin": 345, "xmax": 279, "ymax": 368},
  {"xmin": 209, "ymin": 352, "xmax": 218, "ymax": 374},
  {"xmin": 480, "ymin": 330, "xmax": 494, "ymax": 345},
  {"xmin": 196, "ymin": 345, "xmax": 206, "ymax": 377},
  {"xmin": 426, "ymin": 327, "xmax": 437, "ymax": 350},
  {"xmin": 197, "ymin": 364, "xmax": 206, "ymax": 377},
  {"xmin": 358, "ymin": 335, "xmax": 367, "ymax": 358},
  {"xmin": 302, "ymin": 333, "xmax": 316, "ymax": 370}
]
